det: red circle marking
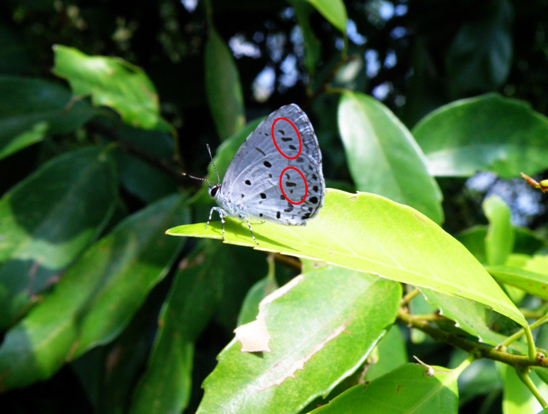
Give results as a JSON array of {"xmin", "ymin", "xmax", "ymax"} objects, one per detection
[
  {"xmin": 271, "ymin": 117, "xmax": 302, "ymax": 159},
  {"xmin": 280, "ymin": 167, "xmax": 308, "ymax": 205}
]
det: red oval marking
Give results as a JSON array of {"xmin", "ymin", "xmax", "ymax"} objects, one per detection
[
  {"xmin": 271, "ymin": 117, "xmax": 302, "ymax": 159},
  {"xmin": 280, "ymin": 167, "xmax": 308, "ymax": 205}
]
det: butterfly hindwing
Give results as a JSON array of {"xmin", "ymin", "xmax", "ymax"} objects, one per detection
[{"xmin": 213, "ymin": 104, "xmax": 325, "ymax": 226}]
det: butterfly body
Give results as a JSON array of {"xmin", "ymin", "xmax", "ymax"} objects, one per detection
[{"xmin": 208, "ymin": 104, "xmax": 325, "ymax": 243}]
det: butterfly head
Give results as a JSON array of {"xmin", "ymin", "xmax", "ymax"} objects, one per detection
[{"xmin": 208, "ymin": 184, "xmax": 221, "ymax": 200}]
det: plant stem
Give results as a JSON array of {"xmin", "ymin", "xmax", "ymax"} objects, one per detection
[
  {"xmin": 499, "ymin": 314, "xmax": 548, "ymax": 357},
  {"xmin": 397, "ymin": 308, "xmax": 548, "ymax": 369},
  {"xmin": 87, "ymin": 121, "xmax": 187, "ymax": 185},
  {"xmin": 516, "ymin": 368, "xmax": 548, "ymax": 409},
  {"xmin": 400, "ymin": 289, "xmax": 420, "ymax": 306}
]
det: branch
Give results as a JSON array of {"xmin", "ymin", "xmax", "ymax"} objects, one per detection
[
  {"xmin": 397, "ymin": 308, "xmax": 548, "ymax": 369},
  {"xmin": 87, "ymin": 121, "xmax": 189, "ymax": 186}
]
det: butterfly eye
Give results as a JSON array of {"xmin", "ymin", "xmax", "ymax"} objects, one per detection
[{"xmin": 209, "ymin": 185, "xmax": 220, "ymax": 197}]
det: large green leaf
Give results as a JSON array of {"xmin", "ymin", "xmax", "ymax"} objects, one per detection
[
  {"xmin": 306, "ymin": 0, "xmax": 347, "ymax": 33},
  {"xmin": 413, "ymin": 94, "xmax": 548, "ymax": 178},
  {"xmin": 0, "ymin": 147, "xmax": 117, "ymax": 329},
  {"xmin": 168, "ymin": 189, "xmax": 526, "ymax": 328},
  {"xmin": 0, "ymin": 194, "xmax": 189, "ymax": 390},
  {"xmin": 446, "ymin": 0, "xmax": 513, "ymax": 94},
  {"xmin": 0, "ymin": 76, "xmax": 94, "ymax": 160},
  {"xmin": 52, "ymin": 45, "xmax": 170, "ymax": 132},
  {"xmin": 129, "ymin": 240, "xmax": 223, "ymax": 414},
  {"xmin": 310, "ymin": 363, "xmax": 460, "ymax": 413},
  {"xmin": 196, "ymin": 268, "xmax": 401, "ymax": 414},
  {"xmin": 205, "ymin": 26, "xmax": 245, "ymax": 141},
  {"xmin": 338, "ymin": 91, "xmax": 443, "ymax": 223}
]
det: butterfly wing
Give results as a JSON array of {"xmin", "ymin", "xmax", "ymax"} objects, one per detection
[{"xmin": 216, "ymin": 104, "xmax": 325, "ymax": 225}]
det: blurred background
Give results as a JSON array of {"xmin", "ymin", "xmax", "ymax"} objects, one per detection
[{"xmin": 1, "ymin": 0, "xmax": 548, "ymax": 412}]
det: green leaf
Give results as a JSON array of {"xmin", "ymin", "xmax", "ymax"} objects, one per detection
[
  {"xmin": 484, "ymin": 195, "xmax": 514, "ymax": 266},
  {"xmin": 446, "ymin": 0, "xmax": 513, "ymax": 94},
  {"xmin": 289, "ymin": 0, "xmax": 321, "ymax": 75},
  {"xmin": 167, "ymin": 189, "xmax": 527, "ymax": 328},
  {"xmin": 0, "ymin": 194, "xmax": 189, "ymax": 390},
  {"xmin": 0, "ymin": 76, "xmax": 94, "ymax": 160},
  {"xmin": 420, "ymin": 290, "xmax": 527, "ymax": 353},
  {"xmin": 129, "ymin": 240, "xmax": 223, "ymax": 414},
  {"xmin": 52, "ymin": 45, "xmax": 170, "ymax": 132},
  {"xmin": 365, "ymin": 325, "xmax": 408, "ymax": 382},
  {"xmin": 306, "ymin": 0, "xmax": 347, "ymax": 33},
  {"xmin": 338, "ymin": 91, "xmax": 443, "ymax": 223},
  {"xmin": 488, "ymin": 254, "xmax": 548, "ymax": 300},
  {"xmin": 310, "ymin": 363, "xmax": 459, "ymax": 413},
  {"xmin": 72, "ymin": 302, "xmax": 151, "ymax": 413},
  {"xmin": 197, "ymin": 268, "xmax": 401, "ymax": 414},
  {"xmin": 457, "ymin": 225, "xmax": 548, "ymax": 264},
  {"xmin": 0, "ymin": 147, "xmax": 117, "ymax": 329},
  {"xmin": 110, "ymin": 126, "xmax": 178, "ymax": 203},
  {"xmin": 413, "ymin": 94, "xmax": 548, "ymax": 178},
  {"xmin": 501, "ymin": 364, "xmax": 548, "ymax": 413},
  {"xmin": 237, "ymin": 276, "xmax": 279, "ymax": 326},
  {"xmin": 205, "ymin": 26, "xmax": 245, "ymax": 141},
  {"xmin": 449, "ymin": 351, "xmax": 500, "ymax": 405}
]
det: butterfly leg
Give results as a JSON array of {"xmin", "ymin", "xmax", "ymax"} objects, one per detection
[
  {"xmin": 206, "ymin": 207, "xmax": 227, "ymax": 241},
  {"xmin": 243, "ymin": 216, "xmax": 259, "ymax": 245}
]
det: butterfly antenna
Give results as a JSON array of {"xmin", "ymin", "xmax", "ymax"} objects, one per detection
[
  {"xmin": 206, "ymin": 143, "xmax": 221, "ymax": 184},
  {"xmin": 181, "ymin": 172, "xmax": 212, "ymax": 185}
]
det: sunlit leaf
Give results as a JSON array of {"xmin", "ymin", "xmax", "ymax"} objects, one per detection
[
  {"xmin": 0, "ymin": 194, "xmax": 189, "ymax": 390},
  {"xmin": 484, "ymin": 195, "xmax": 514, "ymax": 266},
  {"xmin": 306, "ymin": 0, "xmax": 347, "ymax": 33},
  {"xmin": 338, "ymin": 91, "xmax": 443, "ymax": 223},
  {"xmin": 197, "ymin": 267, "xmax": 401, "ymax": 414},
  {"xmin": 167, "ymin": 189, "xmax": 526, "ymax": 328},
  {"xmin": 310, "ymin": 363, "xmax": 459, "ymax": 413},
  {"xmin": 0, "ymin": 147, "xmax": 117, "ymax": 329},
  {"xmin": 413, "ymin": 94, "xmax": 548, "ymax": 178},
  {"xmin": 52, "ymin": 45, "xmax": 170, "ymax": 131}
]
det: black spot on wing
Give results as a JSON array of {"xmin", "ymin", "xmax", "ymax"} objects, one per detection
[{"xmin": 255, "ymin": 147, "xmax": 266, "ymax": 156}]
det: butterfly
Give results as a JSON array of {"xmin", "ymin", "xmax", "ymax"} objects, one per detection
[{"xmin": 190, "ymin": 104, "xmax": 325, "ymax": 244}]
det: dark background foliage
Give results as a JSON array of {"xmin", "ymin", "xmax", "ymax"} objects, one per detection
[{"xmin": 1, "ymin": 0, "xmax": 548, "ymax": 413}]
